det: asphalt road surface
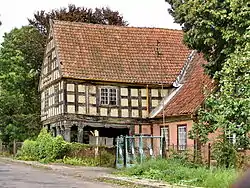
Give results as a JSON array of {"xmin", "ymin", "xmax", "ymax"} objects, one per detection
[{"xmin": 0, "ymin": 160, "xmax": 118, "ymax": 188}]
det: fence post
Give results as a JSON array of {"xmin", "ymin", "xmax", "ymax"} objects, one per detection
[
  {"xmin": 115, "ymin": 137, "xmax": 119, "ymax": 168},
  {"xmin": 94, "ymin": 130, "xmax": 99, "ymax": 159},
  {"xmin": 208, "ymin": 143, "xmax": 211, "ymax": 169},
  {"xmin": 13, "ymin": 140, "xmax": 16, "ymax": 156},
  {"xmin": 0, "ymin": 140, "xmax": 2, "ymax": 153},
  {"xmin": 124, "ymin": 136, "xmax": 128, "ymax": 167},
  {"xmin": 139, "ymin": 135, "xmax": 143, "ymax": 164}
]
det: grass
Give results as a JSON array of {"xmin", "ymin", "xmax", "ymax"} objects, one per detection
[
  {"xmin": 97, "ymin": 177, "xmax": 146, "ymax": 188},
  {"xmin": 117, "ymin": 159, "xmax": 240, "ymax": 188},
  {"xmin": 61, "ymin": 157, "xmax": 99, "ymax": 166}
]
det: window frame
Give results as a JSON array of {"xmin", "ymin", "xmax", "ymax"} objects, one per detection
[
  {"xmin": 99, "ymin": 87, "xmax": 118, "ymax": 106},
  {"xmin": 44, "ymin": 90, "xmax": 49, "ymax": 110},
  {"xmin": 227, "ymin": 129, "xmax": 245, "ymax": 150},
  {"xmin": 160, "ymin": 126, "xmax": 169, "ymax": 150},
  {"xmin": 47, "ymin": 54, "xmax": 52, "ymax": 73},
  {"xmin": 54, "ymin": 84, "xmax": 59, "ymax": 106},
  {"xmin": 177, "ymin": 125, "xmax": 187, "ymax": 151}
]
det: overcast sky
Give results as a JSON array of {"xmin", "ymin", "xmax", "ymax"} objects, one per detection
[{"xmin": 0, "ymin": 0, "xmax": 181, "ymax": 43}]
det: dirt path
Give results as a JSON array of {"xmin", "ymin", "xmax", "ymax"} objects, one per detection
[{"xmin": 0, "ymin": 159, "xmax": 119, "ymax": 188}]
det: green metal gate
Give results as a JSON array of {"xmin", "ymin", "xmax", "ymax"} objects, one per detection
[{"xmin": 116, "ymin": 135, "xmax": 164, "ymax": 168}]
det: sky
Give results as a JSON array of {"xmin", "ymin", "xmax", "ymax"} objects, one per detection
[{"xmin": 0, "ymin": 0, "xmax": 181, "ymax": 43}]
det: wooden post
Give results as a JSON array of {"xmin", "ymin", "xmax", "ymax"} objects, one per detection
[
  {"xmin": 94, "ymin": 130, "xmax": 99, "ymax": 159},
  {"xmin": 13, "ymin": 140, "xmax": 16, "ymax": 156},
  {"xmin": 208, "ymin": 143, "xmax": 211, "ymax": 169},
  {"xmin": 146, "ymin": 85, "xmax": 149, "ymax": 115},
  {"xmin": 0, "ymin": 140, "xmax": 2, "ymax": 153}
]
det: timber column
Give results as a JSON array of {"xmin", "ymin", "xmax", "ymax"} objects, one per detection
[
  {"xmin": 78, "ymin": 125, "xmax": 84, "ymax": 143},
  {"xmin": 56, "ymin": 126, "xmax": 61, "ymax": 136},
  {"xmin": 64, "ymin": 127, "xmax": 71, "ymax": 142}
]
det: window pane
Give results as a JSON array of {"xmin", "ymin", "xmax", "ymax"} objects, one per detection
[
  {"xmin": 161, "ymin": 127, "xmax": 169, "ymax": 149},
  {"xmin": 100, "ymin": 88, "xmax": 108, "ymax": 105},
  {"xmin": 178, "ymin": 126, "xmax": 187, "ymax": 150},
  {"xmin": 109, "ymin": 88, "xmax": 117, "ymax": 105},
  {"xmin": 54, "ymin": 85, "xmax": 59, "ymax": 105},
  {"xmin": 48, "ymin": 55, "xmax": 52, "ymax": 73},
  {"xmin": 45, "ymin": 90, "xmax": 49, "ymax": 110}
]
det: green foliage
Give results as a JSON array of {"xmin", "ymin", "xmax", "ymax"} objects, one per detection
[
  {"xmin": 166, "ymin": 0, "xmax": 250, "ymax": 77},
  {"xmin": 18, "ymin": 129, "xmax": 69, "ymax": 162},
  {"xmin": 189, "ymin": 30, "xmax": 250, "ymax": 167},
  {"xmin": 0, "ymin": 26, "xmax": 44, "ymax": 143},
  {"xmin": 99, "ymin": 149, "xmax": 115, "ymax": 167},
  {"xmin": 62, "ymin": 156, "xmax": 98, "ymax": 166},
  {"xmin": 119, "ymin": 159, "xmax": 238, "ymax": 188},
  {"xmin": 18, "ymin": 129, "xmax": 115, "ymax": 167},
  {"xmin": 212, "ymin": 135, "xmax": 238, "ymax": 168},
  {"xmin": 17, "ymin": 139, "xmax": 38, "ymax": 160}
]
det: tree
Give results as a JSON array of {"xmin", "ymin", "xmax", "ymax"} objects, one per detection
[
  {"xmin": 28, "ymin": 4, "xmax": 128, "ymax": 36},
  {"xmin": 190, "ymin": 31, "xmax": 250, "ymax": 167},
  {"xmin": 0, "ymin": 26, "xmax": 45, "ymax": 143},
  {"xmin": 166, "ymin": 0, "xmax": 250, "ymax": 77}
]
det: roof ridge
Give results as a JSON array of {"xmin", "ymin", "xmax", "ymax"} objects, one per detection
[{"xmin": 52, "ymin": 19, "xmax": 183, "ymax": 32}]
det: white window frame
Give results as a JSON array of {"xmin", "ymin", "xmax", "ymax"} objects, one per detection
[
  {"xmin": 100, "ymin": 87, "xmax": 118, "ymax": 106},
  {"xmin": 178, "ymin": 125, "xmax": 187, "ymax": 151},
  {"xmin": 161, "ymin": 126, "xmax": 169, "ymax": 150},
  {"xmin": 227, "ymin": 132, "xmax": 237, "ymax": 145}
]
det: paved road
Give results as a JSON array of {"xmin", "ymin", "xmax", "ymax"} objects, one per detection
[{"xmin": 0, "ymin": 160, "xmax": 118, "ymax": 188}]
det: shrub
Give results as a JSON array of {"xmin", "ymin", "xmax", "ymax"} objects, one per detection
[
  {"xmin": 17, "ymin": 139, "xmax": 38, "ymax": 160},
  {"xmin": 18, "ymin": 128, "xmax": 69, "ymax": 162},
  {"xmin": 18, "ymin": 128, "xmax": 115, "ymax": 167},
  {"xmin": 99, "ymin": 149, "xmax": 115, "ymax": 167},
  {"xmin": 213, "ymin": 138, "xmax": 238, "ymax": 168}
]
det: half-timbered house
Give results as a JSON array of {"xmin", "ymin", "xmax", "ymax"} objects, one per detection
[{"xmin": 39, "ymin": 20, "xmax": 211, "ymax": 145}]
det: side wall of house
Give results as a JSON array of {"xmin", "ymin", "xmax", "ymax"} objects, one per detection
[
  {"xmin": 40, "ymin": 30, "xmax": 62, "ymax": 121},
  {"xmin": 41, "ymin": 81, "xmax": 64, "ymax": 121},
  {"xmin": 65, "ymin": 81, "xmax": 173, "ymax": 119},
  {"xmin": 135, "ymin": 119, "xmax": 194, "ymax": 146}
]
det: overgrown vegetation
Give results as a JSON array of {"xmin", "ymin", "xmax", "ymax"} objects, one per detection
[
  {"xmin": 118, "ymin": 159, "xmax": 239, "ymax": 188},
  {"xmin": 167, "ymin": 0, "xmax": 250, "ymax": 168},
  {"xmin": 16, "ymin": 129, "xmax": 115, "ymax": 167}
]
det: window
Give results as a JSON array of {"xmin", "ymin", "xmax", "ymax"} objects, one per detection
[
  {"xmin": 161, "ymin": 126, "xmax": 169, "ymax": 150},
  {"xmin": 44, "ymin": 90, "xmax": 49, "ymax": 110},
  {"xmin": 227, "ymin": 132, "xmax": 237, "ymax": 145},
  {"xmin": 178, "ymin": 125, "xmax": 187, "ymax": 151},
  {"xmin": 100, "ymin": 88, "xmax": 117, "ymax": 105},
  {"xmin": 47, "ymin": 54, "xmax": 52, "ymax": 73},
  {"xmin": 54, "ymin": 84, "xmax": 59, "ymax": 106}
]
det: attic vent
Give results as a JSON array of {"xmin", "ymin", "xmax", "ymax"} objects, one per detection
[{"xmin": 156, "ymin": 40, "xmax": 163, "ymax": 56}]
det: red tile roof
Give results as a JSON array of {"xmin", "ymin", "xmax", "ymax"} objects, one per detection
[
  {"xmin": 52, "ymin": 20, "xmax": 191, "ymax": 85},
  {"xmin": 157, "ymin": 53, "xmax": 214, "ymax": 117}
]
